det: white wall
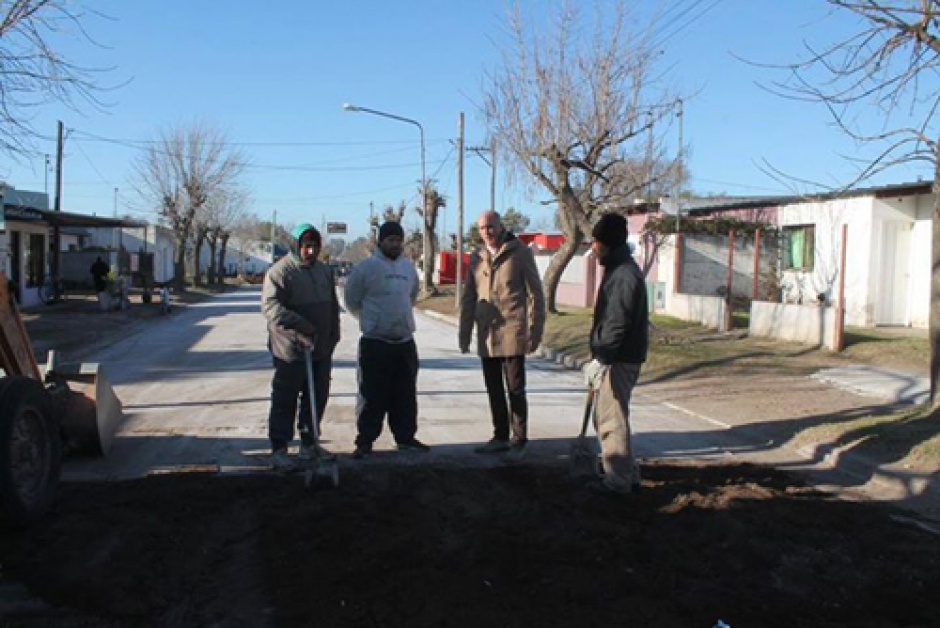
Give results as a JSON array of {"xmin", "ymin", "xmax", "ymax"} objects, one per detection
[
  {"xmin": 878, "ymin": 194, "xmax": 931, "ymax": 327},
  {"xmin": 778, "ymin": 196, "xmax": 874, "ymax": 326},
  {"xmin": 750, "ymin": 301, "xmax": 837, "ymax": 350},
  {"xmin": 909, "ymin": 194, "xmax": 933, "ymax": 327},
  {"xmin": 533, "ymin": 250, "xmax": 590, "ymax": 284},
  {"xmin": 663, "ymin": 291, "xmax": 727, "ymax": 331}
]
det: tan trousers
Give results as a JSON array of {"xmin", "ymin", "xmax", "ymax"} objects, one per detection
[{"xmin": 594, "ymin": 362, "xmax": 642, "ymax": 491}]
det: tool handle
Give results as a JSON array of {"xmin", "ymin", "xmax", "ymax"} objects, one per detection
[
  {"xmin": 579, "ymin": 387, "xmax": 595, "ymax": 438},
  {"xmin": 303, "ymin": 347, "xmax": 320, "ymax": 443}
]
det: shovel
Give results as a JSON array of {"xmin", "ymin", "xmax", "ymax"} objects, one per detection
[
  {"xmin": 302, "ymin": 348, "xmax": 339, "ymax": 489},
  {"xmin": 569, "ymin": 386, "xmax": 599, "ymax": 477}
]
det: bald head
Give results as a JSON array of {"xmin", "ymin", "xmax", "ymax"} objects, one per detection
[{"xmin": 477, "ymin": 210, "xmax": 503, "ymax": 248}]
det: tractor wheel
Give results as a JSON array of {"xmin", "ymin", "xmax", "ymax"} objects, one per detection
[{"xmin": 0, "ymin": 377, "xmax": 61, "ymax": 527}]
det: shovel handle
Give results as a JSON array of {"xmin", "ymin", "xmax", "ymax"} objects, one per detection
[
  {"xmin": 579, "ymin": 387, "xmax": 595, "ymax": 438},
  {"xmin": 303, "ymin": 348, "xmax": 320, "ymax": 444}
]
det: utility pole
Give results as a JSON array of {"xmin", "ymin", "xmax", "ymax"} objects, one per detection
[
  {"xmin": 44, "ymin": 154, "xmax": 50, "ymax": 197},
  {"xmin": 645, "ymin": 112, "xmax": 654, "ymax": 204},
  {"xmin": 271, "ymin": 209, "xmax": 277, "ymax": 263},
  {"xmin": 676, "ymin": 99, "xmax": 684, "ymax": 233},
  {"xmin": 51, "ymin": 120, "xmax": 64, "ymax": 300},
  {"xmin": 456, "ymin": 112, "xmax": 465, "ymax": 309},
  {"xmin": 112, "ymin": 187, "xmax": 118, "ymax": 259},
  {"xmin": 489, "ymin": 137, "xmax": 496, "ymax": 212}
]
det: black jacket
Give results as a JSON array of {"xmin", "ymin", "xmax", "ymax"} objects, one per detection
[{"xmin": 590, "ymin": 245, "xmax": 648, "ymax": 365}]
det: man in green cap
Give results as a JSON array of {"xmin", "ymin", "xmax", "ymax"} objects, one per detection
[{"xmin": 262, "ymin": 223, "xmax": 341, "ymax": 471}]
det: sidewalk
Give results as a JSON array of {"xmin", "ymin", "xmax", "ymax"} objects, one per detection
[{"xmin": 812, "ymin": 365, "xmax": 930, "ymax": 405}]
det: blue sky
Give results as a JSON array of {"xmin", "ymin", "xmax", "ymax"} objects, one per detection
[{"xmin": 1, "ymin": 0, "xmax": 932, "ymax": 241}]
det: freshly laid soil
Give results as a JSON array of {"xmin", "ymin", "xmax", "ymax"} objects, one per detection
[{"xmin": 2, "ymin": 460, "xmax": 938, "ymax": 627}]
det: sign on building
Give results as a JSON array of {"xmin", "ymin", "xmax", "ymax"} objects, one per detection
[{"xmin": 326, "ymin": 222, "xmax": 347, "ymax": 235}]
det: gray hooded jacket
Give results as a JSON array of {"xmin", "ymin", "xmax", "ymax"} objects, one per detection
[{"xmin": 344, "ymin": 249, "xmax": 419, "ymax": 342}]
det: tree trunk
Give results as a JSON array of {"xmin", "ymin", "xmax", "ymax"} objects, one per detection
[
  {"xmin": 218, "ymin": 233, "xmax": 229, "ymax": 284},
  {"xmin": 192, "ymin": 226, "xmax": 208, "ymax": 287},
  {"xmin": 930, "ymin": 165, "xmax": 940, "ymax": 409},
  {"xmin": 173, "ymin": 236, "xmax": 187, "ymax": 292},
  {"xmin": 193, "ymin": 239, "xmax": 205, "ymax": 287},
  {"xmin": 207, "ymin": 240, "xmax": 217, "ymax": 285},
  {"xmin": 543, "ymin": 225, "xmax": 584, "ymax": 314}
]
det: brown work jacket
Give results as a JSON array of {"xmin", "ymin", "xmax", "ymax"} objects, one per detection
[{"xmin": 459, "ymin": 233, "xmax": 545, "ymax": 358}]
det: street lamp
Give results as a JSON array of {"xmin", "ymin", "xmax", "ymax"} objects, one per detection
[{"xmin": 343, "ymin": 103, "xmax": 430, "ymax": 291}]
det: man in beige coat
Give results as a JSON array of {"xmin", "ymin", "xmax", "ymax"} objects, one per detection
[{"xmin": 459, "ymin": 210, "xmax": 546, "ymax": 462}]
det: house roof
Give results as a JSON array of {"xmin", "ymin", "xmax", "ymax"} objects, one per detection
[{"xmin": 669, "ymin": 180, "xmax": 934, "ymax": 217}]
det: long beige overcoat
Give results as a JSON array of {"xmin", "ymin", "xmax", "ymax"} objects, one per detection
[{"xmin": 459, "ymin": 234, "xmax": 545, "ymax": 358}]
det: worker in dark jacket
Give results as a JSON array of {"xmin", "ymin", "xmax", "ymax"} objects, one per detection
[
  {"xmin": 583, "ymin": 212, "xmax": 648, "ymax": 494},
  {"xmin": 262, "ymin": 223, "xmax": 341, "ymax": 472}
]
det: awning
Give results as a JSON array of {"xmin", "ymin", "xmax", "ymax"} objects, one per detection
[{"xmin": 3, "ymin": 205, "xmax": 146, "ymax": 229}]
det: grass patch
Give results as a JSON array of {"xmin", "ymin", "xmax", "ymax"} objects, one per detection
[
  {"xmin": 793, "ymin": 405, "xmax": 940, "ymax": 472},
  {"xmin": 414, "ymin": 285, "xmax": 459, "ymax": 318},
  {"xmin": 841, "ymin": 326, "xmax": 928, "ymax": 372}
]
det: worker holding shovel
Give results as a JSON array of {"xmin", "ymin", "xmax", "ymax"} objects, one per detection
[
  {"xmin": 584, "ymin": 213, "xmax": 648, "ymax": 494},
  {"xmin": 262, "ymin": 223, "xmax": 341, "ymax": 472}
]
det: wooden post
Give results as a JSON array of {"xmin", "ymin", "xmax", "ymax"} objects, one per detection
[
  {"xmin": 725, "ymin": 230, "xmax": 735, "ymax": 331},
  {"xmin": 673, "ymin": 233, "xmax": 683, "ymax": 294},
  {"xmin": 752, "ymin": 228, "xmax": 761, "ymax": 300},
  {"xmin": 834, "ymin": 224, "xmax": 848, "ymax": 351},
  {"xmin": 455, "ymin": 112, "xmax": 464, "ymax": 310}
]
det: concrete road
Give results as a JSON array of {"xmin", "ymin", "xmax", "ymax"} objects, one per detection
[
  {"xmin": 63, "ymin": 285, "xmax": 756, "ymax": 481},
  {"xmin": 64, "ymin": 284, "xmax": 915, "ymax": 515}
]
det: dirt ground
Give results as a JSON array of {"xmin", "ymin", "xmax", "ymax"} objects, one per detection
[
  {"xmin": 3, "ymin": 462, "xmax": 940, "ymax": 627},
  {"xmin": 4, "ymin": 290, "xmax": 939, "ymax": 626}
]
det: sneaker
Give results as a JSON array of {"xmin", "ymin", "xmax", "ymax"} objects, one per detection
[
  {"xmin": 504, "ymin": 442, "xmax": 527, "ymax": 463},
  {"xmin": 352, "ymin": 445, "xmax": 372, "ymax": 460},
  {"xmin": 474, "ymin": 439, "xmax": 510, "ymax": 454},
  {"xmin": 270, "ymin": 449, "xmax": 296, "ymax": 472},
  {"xmin": 300, "ymin": 442, "xmax": 336, "ymax": 461},
  {"xmin": 397, "ymin": 438, "xmax": 430, "ymax": 453}
]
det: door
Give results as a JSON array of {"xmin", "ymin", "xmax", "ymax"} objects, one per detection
[{"xmin": 877, "ymin": 221, "xmax": 912, "ymax": 325}]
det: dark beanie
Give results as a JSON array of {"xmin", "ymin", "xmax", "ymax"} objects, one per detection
[
  {"xmin": 591, "ymin": 213, "xmax": 627, "ymax": 248},
  {"xmin": 378, "ymin": 221, "xmax": 404, "ymax": 242}
]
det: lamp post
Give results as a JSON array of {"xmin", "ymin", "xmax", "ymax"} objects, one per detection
[{"xmin": 343, "ymin": 103, "xmax": 430, "ymax": 292}]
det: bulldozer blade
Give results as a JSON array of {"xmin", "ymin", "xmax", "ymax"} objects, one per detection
[{"xmin": 57, "ymin": 363, "xmax": 123, "ymax": 456}]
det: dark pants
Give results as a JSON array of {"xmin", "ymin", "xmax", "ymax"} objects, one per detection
[
  {"xmin": 355, "ymin": 337, "xmax": 419, "ymax": 448},
  {"xmin": 480, "ymin": 355, "xmax": 527, "ymax": 444},
  {"xmin": 268, "ymin": 355, "xmax": 332, "ymax": 451}
]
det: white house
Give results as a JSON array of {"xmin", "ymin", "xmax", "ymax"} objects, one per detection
[
  {"xmin": 652, "ymin": 181, "xmax": 933, "ymax": 330},
  {"xmin": 776, "ymin": 182, "xmax": 931, "ymax": 328}
]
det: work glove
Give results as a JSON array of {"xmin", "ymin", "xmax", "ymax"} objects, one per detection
[
  {"xmin": 296, "ymin": 333, "xmax": 316, "ymax": 351},
  {"xmin": 583, "ymin": 359, "xmax": 609, "ymax": 391},
  {"xmin": 526, "ymin": 336, "xmax": 541, "ymax": 355}
]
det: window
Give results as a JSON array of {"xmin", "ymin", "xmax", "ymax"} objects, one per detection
[{"xmin": 783, "ymin": 225, "xmax": 814, "ymax": 271}]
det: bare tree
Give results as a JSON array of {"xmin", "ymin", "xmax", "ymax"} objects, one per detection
[
  {"xmin": 0, "ymin": 1, "xmax": 112, "ymax": 156},
  {"xmin": 416, "ymin": 183, "xmax": 446, "ymax": 295},
  {"xmin": 204, "ymin": 187, "xmax": 248, "ymax": 285},
  {"xmin": 765, "ymin": 0, "xmax": 940, "ymax": 407},
  {"xmin": 484, "ymin": 2, "xmax": 681, "ymax": 312},
  {"xmin": 132, "ymin": 123, "xmax": 245, "ymax": 290}
]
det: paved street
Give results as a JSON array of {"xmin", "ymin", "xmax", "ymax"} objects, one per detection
[
  {"xmin": 59, "ymin": 286, "xmax": 939, "ymax": 523},
  {"xmin": 62, "ymin": 285, "xmax": 748, "ymax": 481}
]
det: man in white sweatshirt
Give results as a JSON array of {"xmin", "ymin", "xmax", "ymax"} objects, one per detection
[{"xmin": 343, "ymin": 221, "xmax": 429, "ymax": 459}]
